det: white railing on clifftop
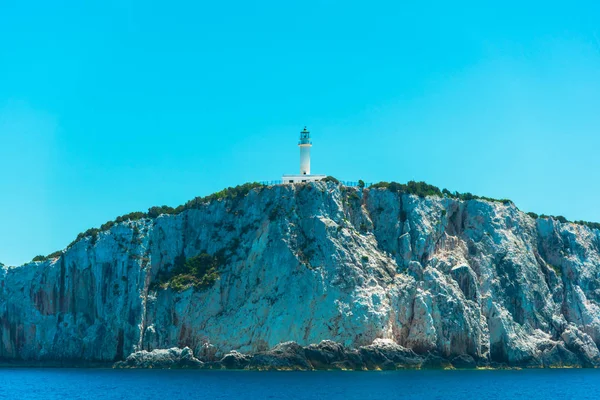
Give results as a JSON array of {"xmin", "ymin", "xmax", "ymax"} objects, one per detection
[{"xmin": 260, "ymin": 180, "xmax": 373, "ymax": 188}]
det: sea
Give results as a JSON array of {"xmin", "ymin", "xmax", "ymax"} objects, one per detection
[{"xmin": 0, "ymin": 369, "xmax": 598, "ymax": 399}]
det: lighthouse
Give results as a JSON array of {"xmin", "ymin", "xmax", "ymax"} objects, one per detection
[
  {"xmin": 282, "ymin": 127, "xmax": 327, "ymax": 184},
  {"xmin": 299, "ymin": 126, "xmax": 311, "ymax": 175}
]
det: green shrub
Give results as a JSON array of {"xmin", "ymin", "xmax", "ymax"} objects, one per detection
[
  {"xmin": 100, "ymin": 221, "xmax": 115, "ymax": 231},
  {"xmin": 156, "ymin": 252, "xmax": 222, "ymax": 292},
  {"xmin": 147, "ymin": 205, "xmax": 175, "ymax": 218},
  {"xmin": 370, "ymin": 181, "xmax": 442, "ymax": 198},
  {"xmin": 388, "ymin": 182, "xmax": 402, "ymax": 193},
  {"xmin": 574, "ymin": 220, "xmax": 600, "ymax": 230},
  {"xmin": 31, "ymin": 251, "xmax": 62, "ymax": 262},
  {"xmin": 358, "ymin": 179, "xmax": 365, "ymax": 189},
  {"xmin": 168, "ymin": 274, "xmax": 196, "ymax": 291},
  {"xmin": 70, "ymin": 227, "xmax": 101, "ymax": 246},
  {"xmin": 348, "ymin": 192, "xmax": 360, "ymax": 201},
  {"xmin": 539, "ymin": 214, "xmax": 569, "ymax": 224},
  {"xmin": 406, "ymin": 181, "xmax": 443, "ymax": 197},
  {"xmin": 115, "ymin": 212, "xmax": 146, "ymax": 224},
  {"xmin": 269, "ymin": 206, "xmax": 282, "ymax": 221},
  {"xmin": 555, "ymin": 215, "xmax": 568, "ymax": 224},
  {"xmin": 47, "ymin": 250, "xmax": 62, "ymax": 259},
  {"xmin": 370, "ymin": 181, "xmax": 390, "ymax": 189},
  {"xmin": 321, "ymin": 176, "xmax": 340, "ymax": 184},
  {"xmin": 361, "ymin": 255, "xmax": 369, "ymax": 262},
  {"xmin": 548, "ymin": 264, "xmax": 562, "ymax": 276},
  {"xmin": 89, "ymin": 229, "xmax": 100, "ymax": 245},
  {"xmin": 460, "ymin": 192, "xmax": 476, "ymax": 201},
  {"xmin": 527, "ymin": 212, "xmax": 539, "ymax": 219}
]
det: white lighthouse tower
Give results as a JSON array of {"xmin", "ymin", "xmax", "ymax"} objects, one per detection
[
  {"xmin": 299, "ymin": 127, "xmax": 311, "ymax": 175},
  {"xmin": 282, "ymin": 127, "xmax": 326, "ymax": 184}
]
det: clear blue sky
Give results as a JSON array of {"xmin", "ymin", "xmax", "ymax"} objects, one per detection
[{"xmin": 1, "ymin": 0, "xmax": 600, "ymax": 266}]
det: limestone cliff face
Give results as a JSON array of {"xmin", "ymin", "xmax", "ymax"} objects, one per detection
[{"xmin": 1, "ymin": 182, "xmax": 599, "ymax": 367}]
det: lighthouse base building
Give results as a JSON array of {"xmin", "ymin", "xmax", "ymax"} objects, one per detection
[
  {"xmin": 282, "ymin": 127, "xmax": 327, "ymax": 184},
  {"xmin": 282, "ymin": 174, "xmax": 327, "ymax": 184}
]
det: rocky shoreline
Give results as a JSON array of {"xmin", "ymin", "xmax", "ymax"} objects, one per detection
[
  {"xmin": 1, "ymin": 338, "xmax": 595, "ymax": 370},
  {"xmin": 112, "ymin": 339, "xmax": 592, "ymax": 370}
]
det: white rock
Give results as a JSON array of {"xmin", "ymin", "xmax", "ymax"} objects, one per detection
[{"xmin": 1, "ymin": 182, "xmax": 599, "ymax": 367}]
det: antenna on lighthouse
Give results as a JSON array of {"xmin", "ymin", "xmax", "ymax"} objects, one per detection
[{"xmin": 299, "ymin": 126, "xmax": 312, "ymax": 175}]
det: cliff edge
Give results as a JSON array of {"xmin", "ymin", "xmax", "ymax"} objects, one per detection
[{"xmin": 1, "ymin": 182, "xmax": 599, "ymax": 368}]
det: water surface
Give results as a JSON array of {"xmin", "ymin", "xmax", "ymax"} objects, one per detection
[{"xmin": 0, "ymin": 369, "xmax": 598, "ymax": 399}]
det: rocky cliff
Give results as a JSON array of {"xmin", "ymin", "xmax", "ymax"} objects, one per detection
[{"xmin": 1, "ymin": 182, "xmax": 599, "ymax": 368}]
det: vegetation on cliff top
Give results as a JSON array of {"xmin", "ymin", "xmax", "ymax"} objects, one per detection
[
  {"xmin": 63, "ymin": 178, "xmax": 599, "ymax": 250},
  {"xmin": 526, "ymin": 212, "xmax": 600, "ymax": 230},
  {"xmin": 367, "ymin": 180, "xmax": 598, "ymax": 231},
  {"xmin": 321, "ymin": 176, "xmax": 340, "ymax": 184},
  {"xmin": 369, "ymin": 180, "xmax": 512, "ymax": 204},
  {"xmin": 30, "ymin": 250, "xmax": 63, "ymax": 263},
  {"xmin": 67, "ymin": 182, "xmax": 265, "ymax": 247}
]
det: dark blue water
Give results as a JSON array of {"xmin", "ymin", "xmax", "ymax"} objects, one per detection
[{"xmin": 0, "ymin": 369, "xmax": 598, "ymax": 399}]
